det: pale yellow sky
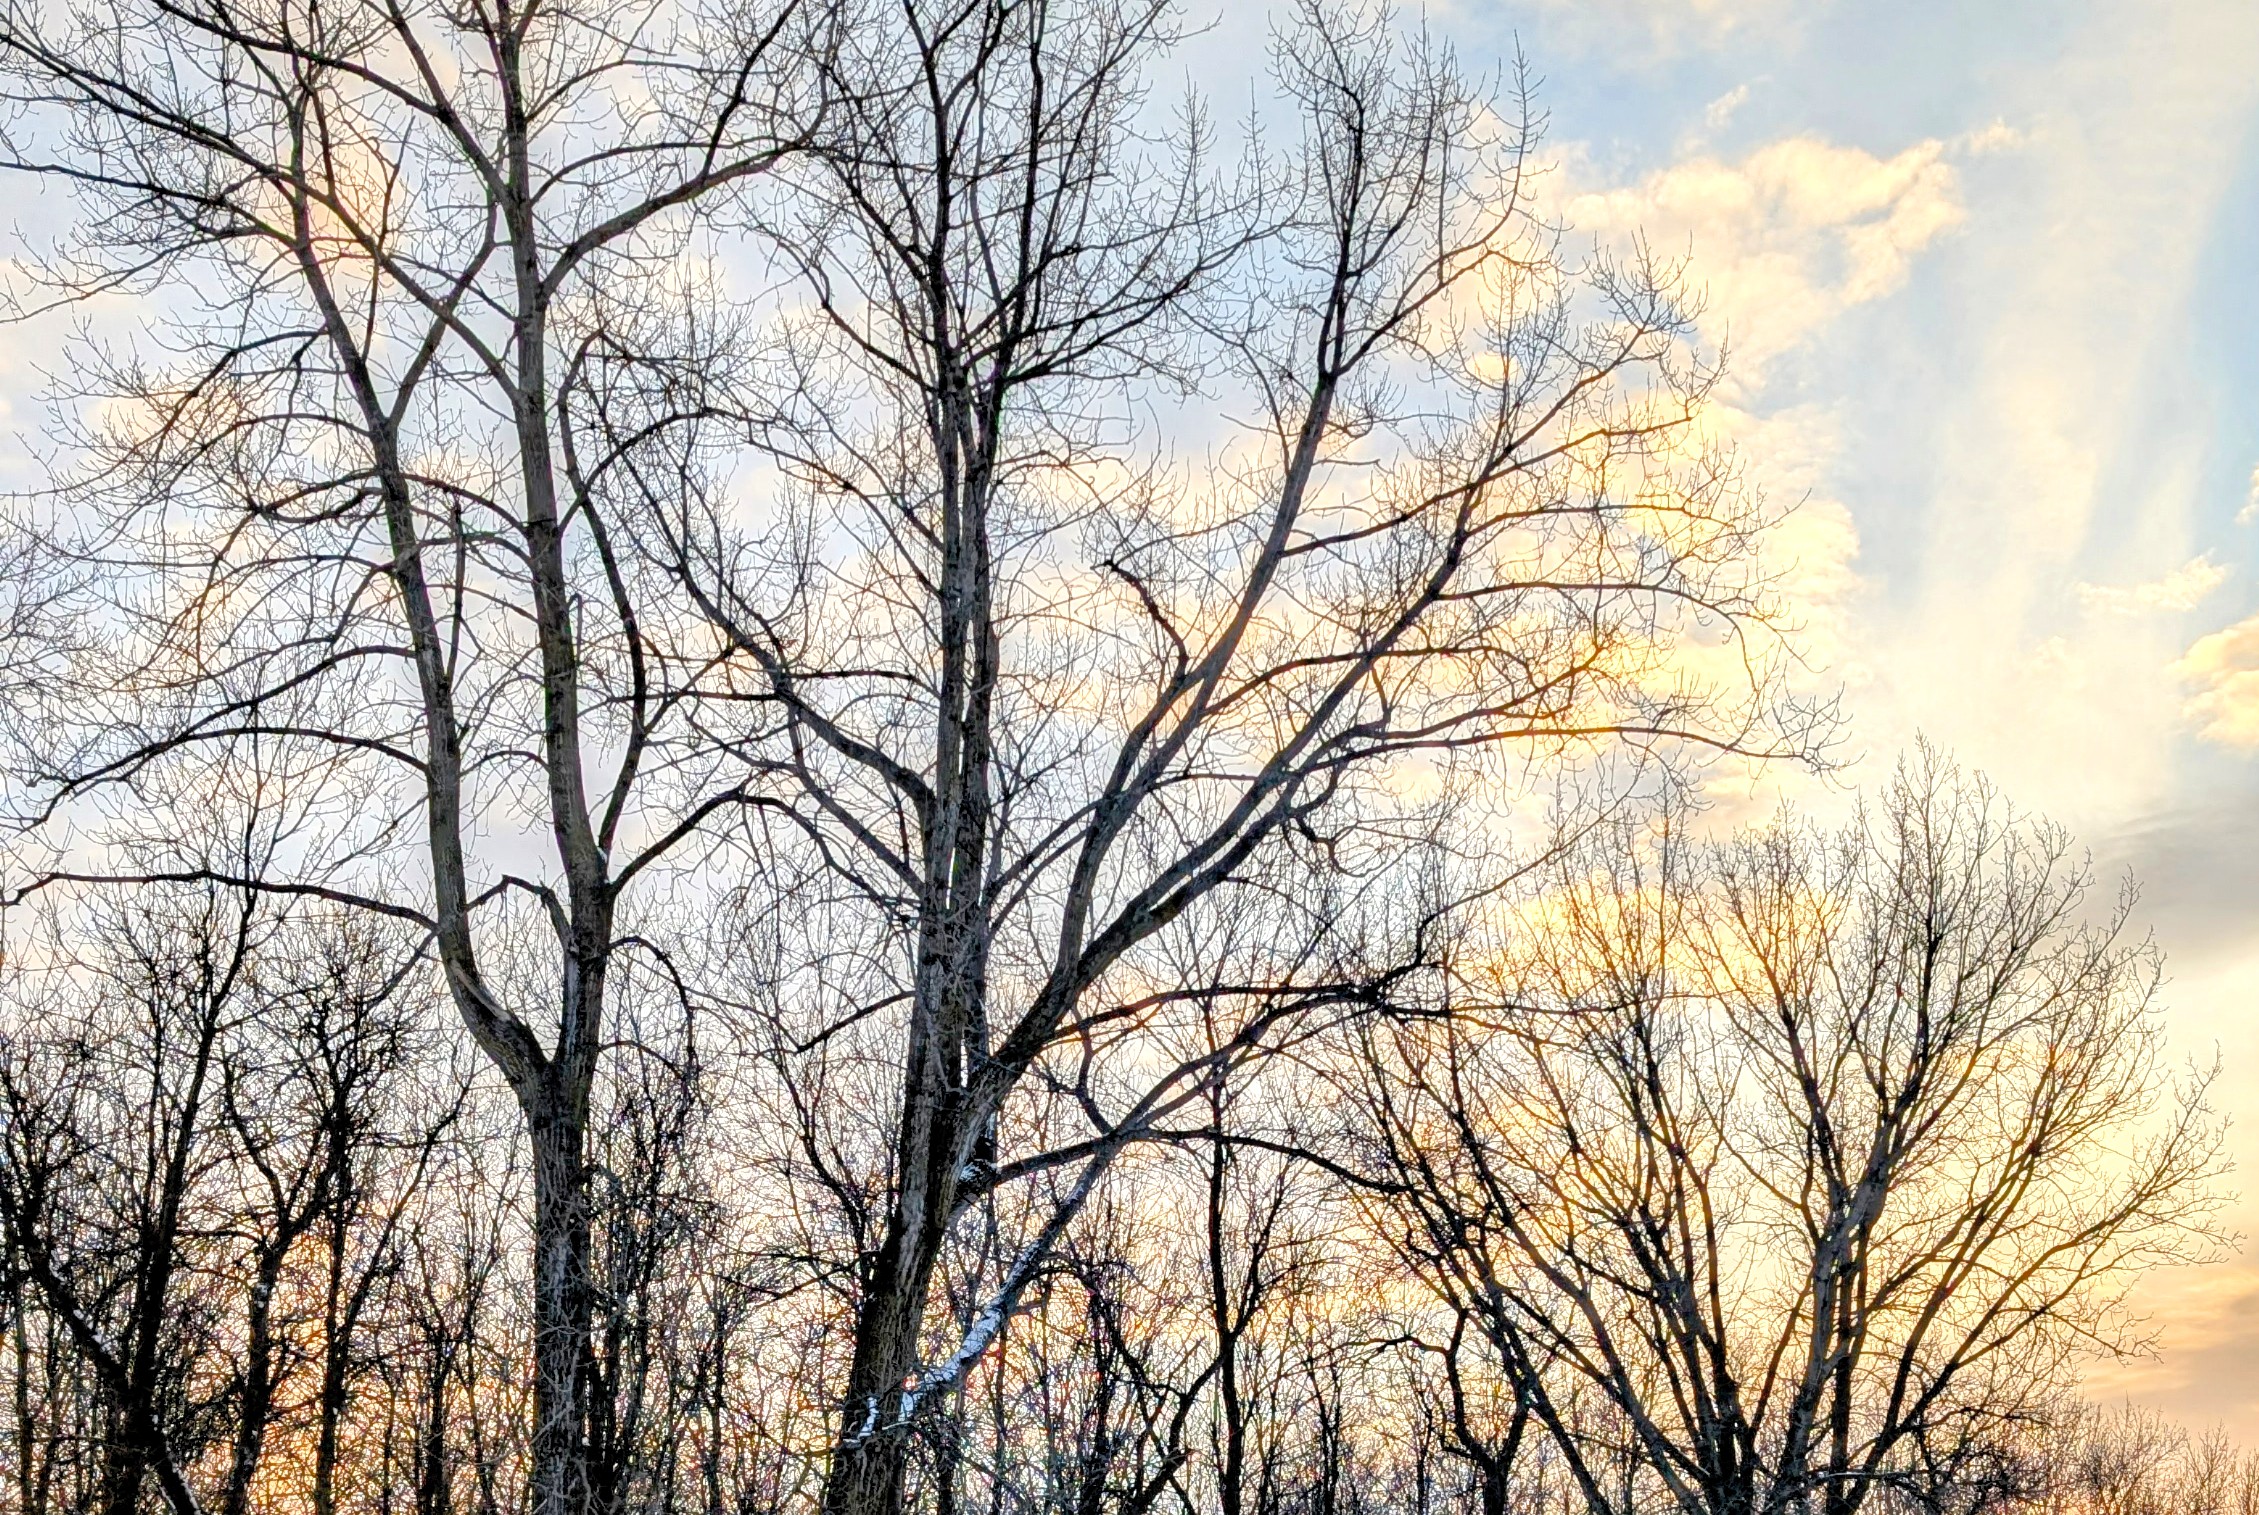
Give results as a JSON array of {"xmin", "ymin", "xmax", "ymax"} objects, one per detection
[{"xmin": 1431, "ymin": 0, "xmax": 2259, "ymax": 1438}]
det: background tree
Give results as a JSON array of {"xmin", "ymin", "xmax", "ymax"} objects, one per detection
[
  {"xmin": 0, "ymin": 863, "xmax": 450, "ymax": 1515},
  {"xmin": 1357, "ymin": 754, "xmax": 2228, "ymax": 1515}
]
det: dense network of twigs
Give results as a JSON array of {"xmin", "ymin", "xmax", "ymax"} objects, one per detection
[{"xmin": 0, "ymin": 1, "xmax": 2231, "ymax": 1513}]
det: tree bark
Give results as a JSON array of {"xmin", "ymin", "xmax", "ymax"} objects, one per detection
[
  {"xmin": 218, "ymin": 1263, "xmax": 283, "ymax": 1515},
  {"xmin": 528, "ymin": 1079, "xmax": 596, "ymax": 1515},
  {"xmin": 826, "ymin": 1188, "xmax": 953, "ymax": 1515}
]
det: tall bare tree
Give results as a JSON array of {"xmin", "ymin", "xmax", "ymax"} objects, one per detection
[
  {"xmin": 0, "ymin": 0, "xmax": 821, "ymax": 1507},
  {"xmin": 641, "ymin": 3, "xmax": 1816, "ymax": 1510}
]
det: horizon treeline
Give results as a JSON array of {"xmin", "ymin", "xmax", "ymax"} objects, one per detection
[{"xmin": 0, "ymin": 1, "xmax": 2234, "ymax": 1513}]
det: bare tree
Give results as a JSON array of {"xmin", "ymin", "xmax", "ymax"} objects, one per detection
[
  {"xmin": 1967, "ymin": 1402, "xmax": 2259, "ymax": 1515},
  {"xmin": 0, "ymin": 865, "xmax": 449, "ymax": 1515},
  {"xmin": 643, "ymin": 4, "xmax": 1810, "ymax": 1509},
  {"xmin": 28, "ymin": 12, "xmax": 2199, "ymax": 1515},
  {"xmin": 1358, "ymin": 753, "xmax": 2228, "ymax": 1515},
  {"xmin": 0, "ymin": 0, "xmax": 823, "ymax": 1506},
  {"xmin": 0, "ymin": 884, "xmax": 261, "ymax": 1515}
]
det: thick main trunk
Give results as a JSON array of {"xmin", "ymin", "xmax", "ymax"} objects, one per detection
[
  {"xmin": 529, "ymin": 1092, "xmax": 595, "ymax": 1515},
  {"xmin": 824, "ymin": 1231, "xmax": 942, "ymax": 1515},
  {"xmin": 823, "ymin": 380, "xmax": 1002, "ymax": 1515},
  {"xmin": 825, "ymin": 1429, "xmax": 907, "ymax": 1515},
  {"xmin": 1478, "ymin": 1462, "xmax": 1509, "ymax": 1515},
  {"xmin": 826, "ymin": 837, "xmax": 991, "ymax": 1514},
  {"xmin": 96, "ymin": 1414, "xmax": 146, "ymax": 1515}
]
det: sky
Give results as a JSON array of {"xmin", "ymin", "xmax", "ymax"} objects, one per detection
[
  {"xmin": 1367, "ymin": 0, "xmax": 2259, "ymax": 1440},
  {"xmin": 0, "ymin": 0, "xmax": 2253, "ymax": 1445}
]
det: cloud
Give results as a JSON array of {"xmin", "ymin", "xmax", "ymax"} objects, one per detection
[
  {"xmin": 1518, "ymin": 0, "xmax": 1796, "ymax": 53},
  {"xmin": 1535, "ymin": 129, "xmax": 1964, "ymax": 755},
  {"xmin": 2176, "ymin": 610, "xmax": 2259, "ymax": 747},
  {"xmin": 2075, "ymin": 554, "xmax": 2230, "ymax": 615},
  {"xmin": 2101, "ymin": 799, "xmax": 2259, "ymax": 963},
  {"xmin": 2076, "ymin": 946, "xmax": 2259, "ymax": 1430},
  {"xmin": 1527, "ymin": 127, "xmax": 1967, "ymax": 826},
  {"xmin": 1704, "ymin": 84, "xmax": 1751, "ymax": 130},
  {"xmin": 2083, "ymin": 1262, "xmax": 2259, "ymax": 1428},
  {"xmin": 1846, "ymin": 0, "xmax": 2259, "ymax": 840},
  {"xmin": 2238, "ymin": 461, "xmax": 2259, "ymax": 525},
  {"xmin": 1562, "ymin": 135, "xmax": 1965, "ymax": 378},
  {"xmin": 1955, "ymin": 118, "xmax": 2025, "ymax": 155},
  {"xmin": 1708, "ymin": 402, "xmax": 1865, "ymax": 664},
  {"xmin": 1529, "ymin": 0, "xmax": 2259, "ymax": 1444}
]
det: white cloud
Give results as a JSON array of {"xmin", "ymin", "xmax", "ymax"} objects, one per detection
[
  {"xmin": 2237, "ymin": 461, "xmax": 2259, "ymax": 524},
  {"xmin": 1704, "ymin": 84, "xmax": 1751, "ymax": 130},
  {"xmin": 1561, "ymin": 134, "xmax": 1965, "ymax": 378},
  {"xmin": 1847, "ymin": 0, "xmax": 2259, "ymax": 841},
  {"xmin": 2178, "ymin": 610, "xmax": 2259, "ymax": 748},
  {"xmin": 1532, "ymin": 127, "xmax": 1964, "ymax": 825},
  {"xmin": 1708, "ymin": 402, "xmax": 1864, "ymax": 664},
  {"xmin": 1518, "ymin": 0, "xmax": 2259, "ymax": 1443},
  {"xmin": 2075, "ymin": 554, "xmax": 2230, "ymax": 615},
  {"xmin": 1537, "ymin": 132, "xmax": 1942, "ymax": 801},
  {"xmin": 1521, "ymin": 0, "xmax": 1795, "ymax": 52},
  {"xmin": 1955, "ymin": 118, "xmax": 2026, "ymax": 155}
]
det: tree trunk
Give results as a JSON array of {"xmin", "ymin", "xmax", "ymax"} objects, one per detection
[
  {"xmin": 824, "ymin": 1405, "xmax": 908, "ymax": 1515},
  {"xmin": 10, "ymin": 1265, "xmax": 43, "ymax": 1515},
  {"xmin": 312, "ymin": 1215, "xmax": 350, "ymax": 1515},
  {"xmin": 825, "ymin": 1233, "xmax": 939, "ymax": 1515},
  {"xmin": 220, "ymin": 1264, "xmax": 283, "ymax": 1515},
  {"xmin": 529, "ymin": 1087, "xmax": 595, "ymax": 1515},
  {"xmin": 1207, "ymin": 1135, "xmax": 1248, "ymax": 1515},
  {"xmin": 96, "ymin": 1411, "xmax": 146, "ymax": 1515},
  {"xmin": 417, "ymin": 1350, "xmax": 453, "ymax": 1515}
]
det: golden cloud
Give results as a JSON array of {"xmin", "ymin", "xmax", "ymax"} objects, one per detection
[
  {"xmin": 1561, "ymin": 134, "xmax": 1965, "ymax": 376},
  {"xmin": 2177, "ymin": 610, "xmax": 2259, "ymax": 747}
]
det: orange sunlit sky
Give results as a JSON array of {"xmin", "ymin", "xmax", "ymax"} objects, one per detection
[{"xmin": 1331, "ymin": 0, "xmax": 2259, "ymax": 1439}]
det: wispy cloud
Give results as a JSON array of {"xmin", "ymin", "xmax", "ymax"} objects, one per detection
[
  {"xmin": 1519, "ymin": 0, "xmax": 1800, "ymax": 54},
  {"xmin": 1955, "ymin": 119, "xmax": 2025, "ymax": 155},
  {"xmin": 2076, "ymin": 555, "xmax": 2230, "ymax": 615},
  {"xmin": 1704, "ymin": 83, "xmax": 1751, "ymax": 130}
]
